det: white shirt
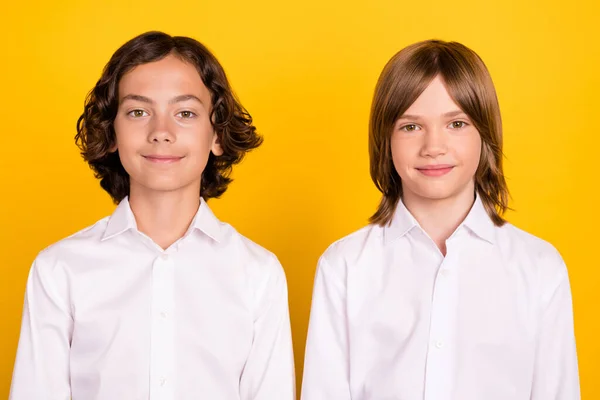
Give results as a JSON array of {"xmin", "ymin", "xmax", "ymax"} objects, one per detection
[
  {"xmin": 10, "ymin": 197, "xmax": 295, "ymax": 400},
  {"xmin": 302, "ymin": 197, "xmax": 579, "ymax": 400}
]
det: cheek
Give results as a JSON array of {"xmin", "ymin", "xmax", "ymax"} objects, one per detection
[
  {"xmin": 114, "ymin": 133, "xmax": 136, "ymax": 155},
  {"xmin": 182, "ymin": 130, "xmax": 216, "ymax": 168},
  {"xmin": 191, "ymin": 123, "xmax": 217, "ymax": 151},
  {"xmin": 390, "ymin": 136, "xmax": 416, "ymax": 176},
  {"xmin": 113, "ymin": 119, "xmax": 145, "ymax": 165},
  {"xmin": 113, "ymin": 115, "xmax": 129, "ymax": 139},
  {"xmin": 456, "ymin": 132, "xmax": 482, "ymax": 171},
  {"xmin": 113, "ymin": 118, "xmax": 134, "ymax": 148}
]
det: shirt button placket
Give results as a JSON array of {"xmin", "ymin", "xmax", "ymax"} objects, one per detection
[
  {"xmin": 150, "ymin": 253, "xmax": 175, "ymax": 400},
  {"xmin": 424, "ymin": 245, "xmax": 460, "ymax": 400}
]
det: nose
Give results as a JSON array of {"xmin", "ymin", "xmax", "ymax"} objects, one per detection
[
  {"xmin": 421, "ymin": 127, "xmax": 448, "ymax": 158},
  {"xmin": 147, "ymin": 114, "xmax": 176, "ymax": 144}
]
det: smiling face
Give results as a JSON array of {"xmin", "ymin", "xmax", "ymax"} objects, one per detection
[
  {"xmin": 112, "ymin": 53, "xmax": 223, "ymax": 198},
  {"xmin": 391, "ymin": 75, "xmax": 482, "ymax": 204}
]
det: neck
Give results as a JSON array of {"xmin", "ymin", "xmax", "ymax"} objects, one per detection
[
  {"xmin": 402, "ymin": 185, "xmax": 475, "ymax": 255},
  {"xmin": 128, "ymin": 183, "xmax": 201, "ymax": 250}
]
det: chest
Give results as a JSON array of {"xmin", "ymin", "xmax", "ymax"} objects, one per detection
[
  {"xmin": 345, "ymin": 242, "xmax": 538, "ymax": 399},
  {"xmin": 68, "ymin": 252, "xmax": 255, "ymax": 371}
]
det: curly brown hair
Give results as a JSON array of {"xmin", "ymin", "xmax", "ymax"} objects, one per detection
[
  {"xmin": 369, "ymin": 40, "xmax": 509, "ymax": 227},
  {"xmin": 75, "ymin": 31, "xmax": 262, "ymax": 203}
]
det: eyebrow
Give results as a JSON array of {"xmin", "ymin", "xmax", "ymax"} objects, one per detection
[
  {"xmin": 120, "ymin": 94, "xmax": 204, "ymax": 105},
  {"xmin": 168, "ymin": 94, "xmax": 203, "ymax": 105},
  {"xmin": 398, "ymin": 110, "xmax": 467, "ymax": 120}
]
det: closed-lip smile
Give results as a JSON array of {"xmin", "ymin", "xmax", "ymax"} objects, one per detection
[
  {"xmin": 416, "ymin": 164, "xmax": 454, "ymax": 177},
  {"xmin": 143, "ymin": 154, "xmax": 184, "ymax": 163}
]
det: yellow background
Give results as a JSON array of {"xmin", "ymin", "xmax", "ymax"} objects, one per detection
[{"xmin": 1, "ymin": 0, "xmax": 598, "ymax": 398}]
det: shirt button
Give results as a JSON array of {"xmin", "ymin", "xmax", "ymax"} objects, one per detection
[
  {"xmin": 160, "ymin": 254, "xmax": 170, "ymax": 261},
  {"xmin": 435, "ymin": 341, "xmax": 444, "ymax": 349},
  {"xmin": 160, "ymin": 311, "xmax": 168, "ymax": 319},
  {"xmin": 439, "ymin": 269, "xmax": 449, "ymax": 278},
  {"xmin": 160, "ymin": 377, "xmax": 167, "ymax": 386}
]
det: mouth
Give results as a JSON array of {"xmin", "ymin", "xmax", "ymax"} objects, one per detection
[
  {"xmin": 143, "ymin": 155, "xmax": 185, "ymax": 164},
  {"xmin": 416, "ymin": 164, "xmax": 454, "ymax": 177}
]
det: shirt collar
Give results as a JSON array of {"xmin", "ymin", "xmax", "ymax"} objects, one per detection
[
  {"xmin": 101, "ymin": 197, "xmax": 137, "ymax": 241},
  {"xmin": 383, "ymin": 199, "xmax": 419, "ymax": 244},
  {"xmin": 101, "ymin": 197, "xmax": 224, "ymax": 243},
  {"xmin": 383, "ymin": 194, "xmax": 496, "ymax": 244},
  {"xmin": 189, "ymin": 198, "xmax": 225, "ymax": 243},
  {"xmin": 461, "ymin": 195, "xmax": 496, "ymax": 244}
]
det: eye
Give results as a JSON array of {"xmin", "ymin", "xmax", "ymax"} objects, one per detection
[
  {"xmin": 177, "ymin": 111, "xmax": 197, "ymax": 119},
  {"xmin": 449, "ymin": 120, "xmax": 468, "ymax": 129},
  {"xmin": 400, "ymin": 124, "xmax": 421, "ymax": 132},
  {"xmin": 128, "ymin": 109, "xmax": 148, "ymax": 118}
]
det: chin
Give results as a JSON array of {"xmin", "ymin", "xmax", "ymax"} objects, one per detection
[
  {"xmin": 136, "ymin": 178, "xmax": 195, "ymax": 194},
  {"xmin": 415, "ymin": 191, "xmax": 455, "ymax": 201},
  {"xmin": 408, "ymin": 183, "xmax": 459, "ymax": 201}
]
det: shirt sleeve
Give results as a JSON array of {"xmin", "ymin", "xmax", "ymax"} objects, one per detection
[
  {"xmin": 530, "ymin": 253, "xmax": 580, "ymax": 400},
  {"xmin": 301, "ymin": 256, "xmax": 351, "ymax": 400},
  {"xmin": 10, "ymin": 254, "xmax": 73, "ymax": 400},
  {"xmin": 239, "ymin": 256, "xmax": 296, "ymax": 400}
]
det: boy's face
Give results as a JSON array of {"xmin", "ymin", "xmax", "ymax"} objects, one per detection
[
  {"xmin": 391, "ymin": 75, "xmax": 481, "ymax": 204},
  {"xmin": 113, "ymin": 54, "xmax": 222, "ymax": 197}
]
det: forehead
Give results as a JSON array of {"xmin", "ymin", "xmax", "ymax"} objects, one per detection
[
  {"xmin": 118, "ymin": 54, "xmax": 210, "ymax": 101},
  {"xmin": 403, "ymin": 75, "xmax": 462, "ymax": 116}
]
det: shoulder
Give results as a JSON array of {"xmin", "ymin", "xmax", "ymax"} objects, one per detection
[
  {"xmin": 219, "ymin": 223, "xmax": 284, "ymax": 279},
  {"xmin": 26, "ymin": 216, "xmax": 110, "ymax": 301},
  {"xmin": 220, "ymin": 226, "xmax": 289, "ymax": 315},
  {"xmin": 495, "ymin": 222, "xmax": 568, "ymax": 284},
  {"xmin": 34, "ymin": 216, "xmax": 110, "ymax": 268},
  {"xmin": 318, "ymin": 224, "xmax": 382, "ymax": 274},
  {"xmin": 497, "ymin": 223, "xmax": 565, "ymax": 264}
]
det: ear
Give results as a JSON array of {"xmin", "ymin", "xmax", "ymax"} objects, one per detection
[
  {"xmin": 108, "ymin": 135, "xmax": 118, "ymax": 153},
  {"xmin": 211, "ymin": 132, "xmax": 223, "ymax": 156}
]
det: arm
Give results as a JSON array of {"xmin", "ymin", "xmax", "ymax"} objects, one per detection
[
  {"xmin": 301, "ymin": 256, "xmax": 351, "ymax": 400},
  {"xmin": 10, "ymin": 255, "xmax": 73, "ymax": 400},
  {"xmin": 239, "ymin": 257, "xmax": 296, "ymax": 400},
  {"xmin": 530, "ymin": 254, "xmax": 580, "ymax": 399}
]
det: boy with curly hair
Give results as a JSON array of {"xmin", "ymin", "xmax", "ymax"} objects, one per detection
[{"xmin": 10, "ymin": 31, "xmax": 295, "ymax": 400}]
